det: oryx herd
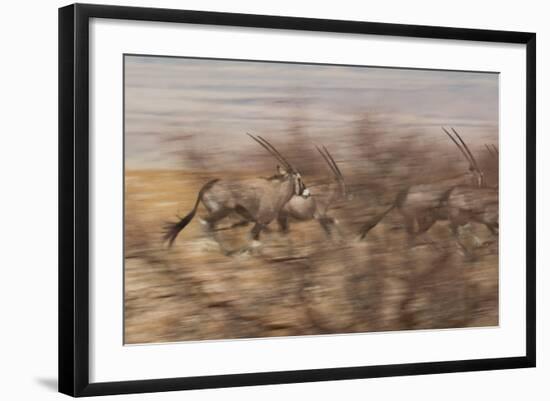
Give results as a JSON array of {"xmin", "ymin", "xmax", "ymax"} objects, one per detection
[{"xmin": 163, "ymin": 129, "xmax": 498, "ymax": 259}]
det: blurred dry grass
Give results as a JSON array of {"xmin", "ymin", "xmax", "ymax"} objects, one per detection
[{"xmin": 124, "ymin": 149, "xmax": 498, "ymax": 344}]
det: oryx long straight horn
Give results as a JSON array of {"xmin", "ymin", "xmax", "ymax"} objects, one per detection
[{"xmin": 451, "ymin": 127, "xmax": 481, "ymax": 174}]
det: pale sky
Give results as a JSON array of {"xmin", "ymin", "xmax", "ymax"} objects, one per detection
[{"xmin": 124, "ymin": 55, "xmax": 498, "ymax": 169}]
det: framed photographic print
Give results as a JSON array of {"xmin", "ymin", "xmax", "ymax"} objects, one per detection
[{"xmin": 58, "ymin": 3, "xmax": 536, "ymax": 397}]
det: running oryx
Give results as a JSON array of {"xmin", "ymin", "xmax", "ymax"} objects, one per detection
[
  {"xmin": 162, "ymin": 134, "xmax": 309, "ymax": 249},
  {"xmin": 277, "ymin": 145, "xmax": 346, "ymax": 236},
  {"xmin": 358, "ymin": 127, "xmax": 497, "ymax": 252}
]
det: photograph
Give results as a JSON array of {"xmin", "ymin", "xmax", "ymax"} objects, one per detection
[
  {"xmin": 0, "ymin": 0, "xmax": 541, "ymax": 398},
  {"xmin": 123, "ymin": 55, "xmax": 500, "ymax": 344}
]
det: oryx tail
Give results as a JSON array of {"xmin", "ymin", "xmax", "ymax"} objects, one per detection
[
  {"xmin": 359, "ymin": 188, "xmax": 408, "ymax": 239},
  {"xmin": 162, "ymin": 178, "xmax": 219, "ymax": 247}
]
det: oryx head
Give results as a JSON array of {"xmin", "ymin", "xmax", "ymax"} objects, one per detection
[
  {"xmin": 442, "ymin": 127, "xmax": 486, "ymax": 187},
  {"xmin": 276, "ymin": 164, "xmax": 309, "ymax": 198},
  {"xmin": 247, "ymin": 134, "xmax": 310, "ymax": 198}
]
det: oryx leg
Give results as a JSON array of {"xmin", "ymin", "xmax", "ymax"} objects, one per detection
[
  {"xmin": 483, "ymin": 223, "xmax": 499, "ymax": 247},
  {"xmin": 415, "ymin": 215, "xmax": 441, "ymax": 250},
  {"xmin": 417, "ymin": 214, "xmax": 437, "ymax": 235},
  {"xmin": 485, "ymin": 223, "xmax": 498, "ymax": 236},
  {"xmin": 450, "ymin": 221, "xmax": 477, "ymax": 261},
  {"xmin": 214, "ymin": 205, "xmax": 260, "ymax": 232},
  {"xmin": 198, "ymin": 208, "xmax": 241, "ymax": 254},
  {"xmin": 404, "ymin": 215, "xmax": 427, "ymax": 244},
  {"xmin": 214, "ymin": 205, "xmax": 254, "ymax": 231},
  {"xmin": 221, "ymin": 222, "xmax": 267, "ymax": 257},
  {"xmin": 404, "ymin": 213, "xmax": 441, "ymax": 251},
  {"xmin": 478, "ymin": 224, "xmax": 499, "ymax": 250},
  {"xmin": 212, "ymin": 219, "xmax": 251, "ymax": 232},
  {"xmin": 201, "ymin": 209, "xmax": 231, "ymax": 243},
  {"xmin": 240, "ymin": 205, "xmax": 275, "ymax": 233},
  {"xmin": 403, "ymin": 215, "xmax": 418, "ymax": 247},
  {"xmin": 472, "ymin": 216, "xmax": 498, "ymax": 236},
  {"xmin": 277, "ymin": 212, "xmax": 289, "ymax": 233},
  {"xmin": 250, "ymin": 222, "xmax": 267, "ymax": 241},
  {"xmin": 318, "ymin": 216, "xmax": 335, "ymax": 237},
  {"xmin": 202, "ymin": 208, "xmax": 231, "ymax": 229},
  {"xmin": 471, "ymin": 217, "xmax": 498, "ymax": 248}
]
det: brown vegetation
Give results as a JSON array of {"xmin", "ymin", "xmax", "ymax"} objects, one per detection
[{"xmin": 124, "ymin": 137, "xmax": 498, "ymax": 344}]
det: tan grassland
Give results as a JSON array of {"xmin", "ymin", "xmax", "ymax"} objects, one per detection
[{"xmin": 124, "ymin": 165, "xmax": 498, "ymax": 344}]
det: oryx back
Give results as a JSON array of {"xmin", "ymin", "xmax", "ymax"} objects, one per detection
[{"xmin": 400, "ymin": 184, "xmax": 450, "ymax": 214}]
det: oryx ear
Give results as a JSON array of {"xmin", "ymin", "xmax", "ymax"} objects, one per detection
[{"xmin": 277, "ymin": 165, "xmax": 288, "ymax": 176}]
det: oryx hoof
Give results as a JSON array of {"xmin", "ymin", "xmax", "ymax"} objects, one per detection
[
  {"xmin": 223, "ymin": 247, "xmax": 245, "ymax": 257},
  {"xmin": 223, "ymin": 242, "xmax": 262, "ymax": 257}
]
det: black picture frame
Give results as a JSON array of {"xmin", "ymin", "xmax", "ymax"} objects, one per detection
[{"xmin": 59, "ymin": 3, "xmax": 536, "ymax": 397}]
